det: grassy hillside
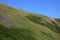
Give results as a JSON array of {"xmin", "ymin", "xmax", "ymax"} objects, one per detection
[
  {"xmin": 55, "ymin": 18, "xmax": 60, "ymax": 24},
  {"xmin": 0, "ymin": 3, "xmax": 60, "ymax": 40}
]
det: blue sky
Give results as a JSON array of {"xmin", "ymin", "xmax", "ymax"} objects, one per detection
[{"xmin": 0, "ymin": 0, "xmax": 60, "ymax": 18}]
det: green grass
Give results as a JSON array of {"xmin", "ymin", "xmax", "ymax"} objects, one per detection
[
  {"xmin": 55, "ymin": 18, "xmax": 60, "ymax": 24},
  {"xmin": 41, "ymin": 31, "xmax": 55, "ymax": 40},
  {"xmin": 26, "ymin": 15, "xmax": 44, "ymax": 24},
  {"xmin": 26, "ymin": 15, "xmax": 60, "ymax": 34},
  {"xmin": 0, "ymin": 25, "xmax": 36, "ymax": 40},
  {"xmin": 0, "ymin": 3, "xmax": 60, "ymax": 40}
]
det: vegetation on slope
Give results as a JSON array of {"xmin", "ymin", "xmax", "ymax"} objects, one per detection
[
  {"xmin": 0, "ymin": 25, "xmax": 36, "ymax": 40},
  {"xmin": 0, "ymin": 3, "xmax": 60, "ymax": 40},
  {"xmin": 26, "ymin": 14, "xmax": 60, "ymax": 34},
  {"xmin": 55, "ymin": 18, "xmax": 60, "ymax": 23}
]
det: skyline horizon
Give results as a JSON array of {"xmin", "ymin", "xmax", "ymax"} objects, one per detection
[{"xmin": 0, "ymin": 0, "xmax": 60, "ymax": 18}]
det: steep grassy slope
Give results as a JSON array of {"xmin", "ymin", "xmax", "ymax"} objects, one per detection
[
  {"xmin": 0, "ymin": 3, "xmax": 60, "ymax": 40},
  {"xmin": 55, "ymin": 18, "xmax": 60, "ymax": 24}
]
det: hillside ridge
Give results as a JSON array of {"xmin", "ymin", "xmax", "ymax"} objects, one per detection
[{"xmin": 0, "ymin": 3, "xmax": 60, "ymax": 40}]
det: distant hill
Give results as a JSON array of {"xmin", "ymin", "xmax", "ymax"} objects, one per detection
[{"xmin": 0, "ymin": 3, "xmax": 60, "ymax": 40}]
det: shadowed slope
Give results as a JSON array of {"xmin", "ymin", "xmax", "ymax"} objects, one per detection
[{"xmin": 55, "ymin": 18, "xmax": 60, "ymax": 24}]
